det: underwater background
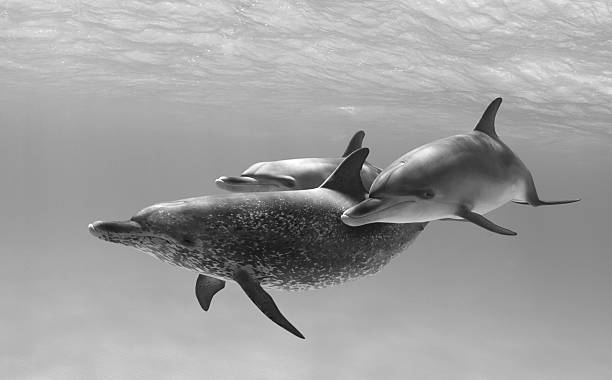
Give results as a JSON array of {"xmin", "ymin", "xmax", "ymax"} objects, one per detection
[{"xmin": 1, "ymin": 1, "xmax": 611, "ymax": 379}]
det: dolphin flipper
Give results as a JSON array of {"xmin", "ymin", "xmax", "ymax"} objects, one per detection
[
  {"xmin": 456, "ymin": 207, "xmax": 517, "ymax": 236},
  {"xmin": 513, "ymin": 175, "xmax": 580, "ymax": 207},
  {"xmin": 233, "ymin": 269, "xmax": 305, "ymax": 339},
  {"xmin": 342, "ymin": 130, "xmax": 365, "ymax": 157},
  {"xmin": 195, "ymin": 274, "xmax": 226, "ymax": 311}
]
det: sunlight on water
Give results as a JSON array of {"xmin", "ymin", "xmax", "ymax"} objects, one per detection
[{"xmin": 1, "ymin": 0, "xmax": 611, "ymax": 139}]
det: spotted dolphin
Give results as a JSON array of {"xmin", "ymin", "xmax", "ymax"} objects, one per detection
[
  {"xmin": 215, "ymin": 130, "xmax": 381, "ymax": 192},
  {"xmin": 341, "ymin": 98, "xmax": 579, "ymax": 235},
  {"xmin": 89, "ymin": 149, "xmax": 426, "ymax": 339}
]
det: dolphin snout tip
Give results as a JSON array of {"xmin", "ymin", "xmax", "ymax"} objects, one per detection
[
  {"xmin": 215, "ymin": 177, "xmax": 230, "ymax": 187},
  {"xmin": 215, "ymin": 176, "xmax": 257, "ymax": 185},
  {"xmin": 215, "ymin": 176, "xmax": 244, "ymax": 191},
  {"xmin": 340, "ymin": 212, "xmax": 367, "ymax": 227},
  {"xmin": 88, "ymin": 220, "xmax": 142, "ymax": 236},
  {"xmin": 216, "ymin": 176, "xmax": 257, "ymax": 184},
  {"xmin": 341, "ymin": 198, "xmax": 388, "ymax": 226},
  {"xmin": 88, "ymin": 221, "xmax": 102, "ymax": 237},
  {"xmin": 214, "ymin": 177, "xmax": 227, "ymax": 190},
  {"xmin": 216, "ymin": 176, "xmax": 263, "ymax": 192}
]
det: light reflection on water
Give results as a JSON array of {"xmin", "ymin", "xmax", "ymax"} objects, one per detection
[{"xmin": 1, "ymin": 0, "xmax": 611, "ymax": 140}]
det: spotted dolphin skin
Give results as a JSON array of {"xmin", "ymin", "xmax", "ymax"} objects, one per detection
[
  {"xmin": 215, "ymin": 130, "xmax": 381, "ymax": 192},
  {"xmin": 341, "ymin": 98, "xmax": 579, "ymax": 235},
  {"xmin": 89, "ymin": 149, "xmax": 426, "ymax": 339}
]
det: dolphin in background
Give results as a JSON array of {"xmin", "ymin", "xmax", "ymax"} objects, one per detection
[
  {"xmin": 215, "ymin": 130, "xmax": 381, "ymax": 192},
  {"xmin": 341, "ymin": 98, "xmax": 579, "ymax": 235}
]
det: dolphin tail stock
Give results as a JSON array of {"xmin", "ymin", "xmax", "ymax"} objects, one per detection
[
  {"xmin": 455, "ymin": 206, "xmax": 517, "ymax": 236},
  {"xmin": 233, "ymin": 269, "xmax": 305, "ymax": 339},
  {"xmin": 342, "ymin": 130, "xmax": 366, "ymax": 157},
  {"xmin": 195, "ymin": 274, "xmax": 226, "ymax": 311},
  {"xmin": 512, "ymin": 174, "xmax": 580, "ymax": 207}
]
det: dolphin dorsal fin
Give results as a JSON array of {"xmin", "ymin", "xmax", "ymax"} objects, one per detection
[
  {"xmin": 320, "ymin": 147, "xmax": 368, "ymax": 200},
  {"xmin": 474, "ymin": 98, "xmax": 502, "ymax": 138},
  {"xmin": 341, "ymin": 130, "xmax": 365, "ymax": 157}
]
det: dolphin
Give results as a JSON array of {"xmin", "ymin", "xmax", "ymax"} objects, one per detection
[
  {"xmin": 341, "ymin": 98, "xmax": 579, "ymax": 235},
  {"xmin": 215, "ymin": 130, "xmax": 381, "ymax": 192},
  {"xmin": 89, "ymin": 149, "xmax": 426, "ymax": 339}
]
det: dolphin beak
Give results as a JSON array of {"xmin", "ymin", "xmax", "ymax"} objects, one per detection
[
  {"xmin": 215, "ymin": 176, "xmax": 260, "ymax": 191},
  {"xmin": 215, "ymin": 175, "xmax": 287, "ymax": 192},
  {"xmin": 88, "ymin": 220, "xmax": 142, "ymax": 237},
  {"xmin": 341, "ymin": 198, "xmax": 390, "ymax": 227},
  {"xmin": 216, "ymin": 176, "xmax": 258, "ymax": 185}
]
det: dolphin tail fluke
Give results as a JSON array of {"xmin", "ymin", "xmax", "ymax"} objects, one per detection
[
  {"xmin": 233, "ymin": 269, "xmax": 305, "ymax": 339},
  {"xmin": 342, "ymin": 130, "xmax": 365, "ymax": 157},
  {"xmin": 513, "ymin": 174, "xmax": 580, "ymax": 207},
  {"xmin": 195, "ymin": 274, "xmax": 226, "ymax": 311},
  {"xmin": 456, "ymin": 206, "xmax": 517, "ymax": 236}
]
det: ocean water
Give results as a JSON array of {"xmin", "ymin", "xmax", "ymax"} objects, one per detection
[{"xmin": 1, "ymin": 1, "xmax": 611, "ymax": 379}]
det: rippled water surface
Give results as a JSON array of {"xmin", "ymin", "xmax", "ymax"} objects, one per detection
[
  {"xmin": 2, "ymin": 1, "xmax": 612, "ymax": 135},
  {"xmin": 1, "ymin": 1, "xmax": 611, "ymax": 380}
]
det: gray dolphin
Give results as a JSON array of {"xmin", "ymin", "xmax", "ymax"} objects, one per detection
[
  {"xmin": 215, "ymin": 130, "xmax": 381, "ymax": 192},
  {"xmin": 341, "ymin": 98, "xmax": 579, "ymax": 235},
  {"xmin": 89, "ymin": 149, "xmax": 425, "ymax": 339}
]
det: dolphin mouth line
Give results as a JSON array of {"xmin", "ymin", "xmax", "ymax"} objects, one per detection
[
  {"xmin": 88, "ymin": 220, "xmax": 147, "ymax": 240},
  {"xmin": 344, "ymin": 199, "xmax": 416, "ymax": 220},
  {"xmin": 89, "ymin": 221, "xmax": 195, "ymax": 247}
]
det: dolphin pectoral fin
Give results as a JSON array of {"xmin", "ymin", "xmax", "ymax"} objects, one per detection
[
  {"xmin": 195, "ymin": 274, "xmax": 226, "ymax": 311},
  {"xmin": 514, "ymin": 175, "xmax": 580, "ymax": 207},
  {"xmin": 233, "ymin": 269, "xmax": 305, "ymax": 339},
  {"xmin": 342, "ymin": 130, "xmax": 365, "ymax": 157},
  {"xmin": 456, "ymin": 207, "xmax": 517, "ymax": 236}
]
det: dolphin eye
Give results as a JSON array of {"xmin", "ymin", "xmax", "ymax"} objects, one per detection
[{"xmin": 419, "ymin": 190, "xmax": 435, "ymax": 199}]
